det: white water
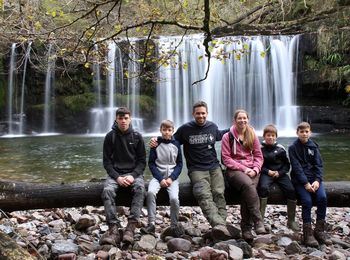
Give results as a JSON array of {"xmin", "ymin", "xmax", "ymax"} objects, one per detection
[
  {"xmin": 43, "ymin": 44, "xmax": 56, "ymax": 133},
  {"xmin": 6, "ymin": 43, "xmax": 16, "ymax": 135},
  {"xmin": 18, "ymin": 42, "xmax": 32, "ymax": 135},
  {"xmin": 156, "ymin": 35, "xmax": 300, "ymax": 135}
]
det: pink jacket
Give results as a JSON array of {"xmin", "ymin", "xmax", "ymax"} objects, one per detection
[{"xmin": 221, "ymin": 126, "xmax": 263, "ymax": 174}]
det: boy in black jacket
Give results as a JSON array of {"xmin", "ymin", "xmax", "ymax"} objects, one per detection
[
  {"xmin": 258, "ymin": 124, "xmax": 299, "ymax": 231},
  {"xmin": 100, "ymin": 107, "xmax": 146, "ymax": 247},
  {"xmin": 289, "ymin": 122, "xmax": 331, "ymax": 247}
]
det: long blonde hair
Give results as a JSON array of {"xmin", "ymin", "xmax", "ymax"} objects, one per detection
[{"xmin": 234, "ymin": 109, "xmax": 256, "ymax": 151}]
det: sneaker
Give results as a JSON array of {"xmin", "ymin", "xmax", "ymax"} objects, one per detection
[
  {"xmin": 211, "ymin": 224, "xmax": 231, "ymax": 241},
  {"xmin": 140, "ymin": 224, "xmax": 156, "ymax": 235}
]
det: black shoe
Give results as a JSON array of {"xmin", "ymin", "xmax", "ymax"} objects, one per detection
[
  {"xmin": 140, "ymin": 224, "xmax": 156, "ymax": 235},
  {"xmin": 171, "ymin": 223, "xmax": 185, "ymax": 238}
]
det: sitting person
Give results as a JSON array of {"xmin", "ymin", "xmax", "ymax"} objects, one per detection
[
  {"xmin": 100, "ymin": 107, "xmax": 146, "ymax": 246},
  {"xmin": 257, "ymin": 124, "xmax": 299, "ymax": 231},
  {"xmin": 289, "ymin": 122, "xmax": 332, "ymax": 247},
  {"xmin": 221, "ymin": 109, "xmax": 266, "ymax": 242},
  {"xmin": 142, "ymin": 120, "xmax": 184, "ymax": 237}
]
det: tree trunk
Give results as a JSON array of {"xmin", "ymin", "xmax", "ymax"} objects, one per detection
[
  {"xmin": 0, "ymin": 180, "xmax": 349, "ymax": 212},
  {"xmin": 0, "ymin": 231, "xmax": 36, "ymax": 260}
]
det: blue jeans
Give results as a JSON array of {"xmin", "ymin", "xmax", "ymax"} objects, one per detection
[{"xmin": 294, "ymin": 182, "xmax": 327, "ymax": 223}]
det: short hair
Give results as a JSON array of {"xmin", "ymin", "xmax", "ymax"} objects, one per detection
[
  {"xmin": 297, "ymin": 122, "xmax": 311, "ymax": 131},
  {"xmin": 263, "ymin": 124, "xmax": 278, "ymax": 137},
  {"xmin": 193, "ymin": 101, "xmax": 208, "ymax": 113},
  {"xmin": 160, "ymin": 119, "xmax": 174, "ymax": 129},
  {"xmin": 116, "ymin": 107, "xmax": 131, "ymax": 117}
]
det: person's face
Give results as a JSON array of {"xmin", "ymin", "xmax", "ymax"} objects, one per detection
[
  {"xmin": 264, "ymin": 132, "xmax": 277, "ymax": 145},
  {"xmin": 116, "ymin": 114, "xmax": 131, "ymax": 132},
  {"xmin": 192, "ymin": 106, "xmax": 208, "ymax": 126},
  {"xmin": 160, "ymin": 126, "xmax": 174, "ymax": 140},
  {"xmin": 297, "ymin": 128, "xmax": 311, "ymax": 144},
  {"xmin": 234, "ymin": 112, "xmax": 249, "ymax": 130}
]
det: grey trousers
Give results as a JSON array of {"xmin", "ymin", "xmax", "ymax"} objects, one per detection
[
  {"xmin": 189, "ymin": 167, "xmax": 227, "ymax": 227},
  {"xmin": 146, "ymin": 178, "xmax": 179, "ymax": 227},
  {"xmin": 101, "ymin": 176, "xmax": 145, "ymax": 225}
]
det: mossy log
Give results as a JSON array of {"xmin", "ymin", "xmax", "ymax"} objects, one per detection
[
  {"xmin": 0, "ymin": 230, "xmax": 36, "ymax": 260},
  {"xmin": 0, "ymin": 180, "xmax": 349, "ymax": 212}
]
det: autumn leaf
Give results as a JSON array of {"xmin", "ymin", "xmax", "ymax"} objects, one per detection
[{"xmin": 260, "ymin": 51, "xmax": 266, "ymax": 58}]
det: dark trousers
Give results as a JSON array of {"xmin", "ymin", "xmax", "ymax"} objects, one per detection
[
  {"xmin": 258, "ymin": 174, "xmax": 296, "ymax": 200},
  {"xmin": 294, "ymin": 182, "xmax": 327, "ymax": 223},
  {"xmin": 226, "ymin": 170, "xmax": 262, "ymax": 230}
]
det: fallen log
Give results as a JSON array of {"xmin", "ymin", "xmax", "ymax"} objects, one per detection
[{"xmin": 0, "ymin": 180, "xmax": 349, "ymax": 212}]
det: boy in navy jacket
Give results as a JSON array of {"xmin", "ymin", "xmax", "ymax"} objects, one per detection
[{"xmin": 289, "ymin": 122, "xmax": 332, "ymax": 247}]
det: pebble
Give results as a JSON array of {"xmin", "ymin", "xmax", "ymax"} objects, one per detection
[{"xmin": 0, "ymin": 205, "xmax": 349, "ymax": 259}]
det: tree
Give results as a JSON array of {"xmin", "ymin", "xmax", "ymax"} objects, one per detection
[{"xmin": 0, "ymin": 0, "xmax": 347, "ymax": 83}]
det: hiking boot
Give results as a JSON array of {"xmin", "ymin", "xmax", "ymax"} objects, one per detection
[
  {"xmin": 314, "ymin": 220, "xmax": 332, "ymax": 245},
  {"xmin": 287, "ymin": 200, "xmax": 300, "ymax": 231},
  {"xmin": 123, "ymin": 219, "xmax": 138, "ymax": 244},
  {"xmin": 140, "ymin": 223, "xmax": 156, "ymax": 236},
  {"xmin": 171, "ymin": 223, "xmax": 185, "ymax": 238},
  {"xmin": 99, "ymin": 224, "xmax": 120, "ymax": 246},
  {"xmin": 303, "ymin": 223, "xmax": 319, "ymax": 247},
  {"xmin": 254, "ymin": 220, "xmax": 266, "ymax": 234},
  {"xmin": 211, "ymin": 224, "xmax": 231, "ymax": 241},
  {"xmin": 242, "ymin": 228, "xmax": 254, "ymax": 243}
]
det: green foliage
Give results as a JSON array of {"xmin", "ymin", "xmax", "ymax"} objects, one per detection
[
  {"xmin": 320, "ymin": 53, "xmax": 343, "ymax": 66},
  {"xmin": 62, "ymin": 93, "xmax": 96, "ymax": 112}
]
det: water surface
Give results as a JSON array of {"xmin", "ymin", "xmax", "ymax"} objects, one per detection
[{"xmin": 0, "ymin": 133, "xmax": 349, "ymax": 183}]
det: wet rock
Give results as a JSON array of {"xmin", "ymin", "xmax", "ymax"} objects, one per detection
[{"xmin": 167, "ymin": 238, "xmax": 191, "ymax": 253}]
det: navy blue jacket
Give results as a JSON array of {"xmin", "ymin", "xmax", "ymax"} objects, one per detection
[{"xmin": 288, "ymin": 138, "xmax": 323, "ymax": 185}]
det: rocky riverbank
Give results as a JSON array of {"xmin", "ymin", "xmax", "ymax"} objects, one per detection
[{"xmin": 1, "ymin": 205, "xmax": 349, "ymax": 259}]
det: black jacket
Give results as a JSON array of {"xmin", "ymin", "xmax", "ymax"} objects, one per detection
[
  {"xmin": 261, "ymin": 141, "xmax": 290, "ymax": 177},
  {"xmin": 103, "ymin": 123, "xmax": 146, "ymax": 179}
]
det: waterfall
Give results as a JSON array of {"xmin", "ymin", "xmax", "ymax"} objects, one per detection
[
  {"xmin": 18, "ymin": 42, "xmax": 32, "ymax": 135},
  {"xmin": 6, "ymin": 43, "xmax": 16, "ymax": 135},
  {"xmin": 89, "ymin": 41, "xmax": 143, "ymax": 134},
  {"xmin": 43, "ymin": 44, "xmax": 56, "ymax": 133},
  {"xmin": 156, "ymin": 35, "xmax": 300, "ymax": 135},
  {"xmin": 93, "ymin": 45, "xmax": 102, "ymax": 109}
]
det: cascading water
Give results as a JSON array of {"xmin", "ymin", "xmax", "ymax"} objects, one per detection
[
  {"xmin": 42, "ymin": 44, "xmax": 56, "ymax": 133},
  {"xmin": 18, "ymin": 42, "xmax": 32, "ymax": 135},
  {"xmin": 156, "ymin": 35, "xmax": 300, "ymax": 136},
  {"xmin": 6, "ymin": 43, "xmax": 17, "ymax": 135},
  {"xmin": 89, "ymin": 41, "xmax": 143, "ymax": 134}
]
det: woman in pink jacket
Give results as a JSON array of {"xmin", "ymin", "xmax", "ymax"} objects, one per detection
[{"xmin": 221, "ymin": 109, "xmax": 265, "ymax": 242}]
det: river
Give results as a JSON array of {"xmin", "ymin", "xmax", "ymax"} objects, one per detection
[{"xmin": 0, "ymin": 133, "xmax": 349, "ymax": 183}]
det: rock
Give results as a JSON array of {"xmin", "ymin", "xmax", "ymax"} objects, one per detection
[
  {"xmin": 58, "ymin": 253, "xmax": 77, "ymax": 260},
  {"xmin": 133, "ymin": 234, "xmax": 157, "ymax": 251},
  {"xmin": 167, "ymin": 238, "xmax": 191, "ymax": 253},
  {"xmin": 331, "ymin": 238, "xmax": 350, "ymax": 249},
  {"xmin": 285, "ymin": 241, "xmax": 302, "ymax": 255},
  {"xmin": 199, "ymin": 246, "xmax": 228, "ymax": 260},
  {"xmin": 329, "ymin": 250, "xmax": 347, "ymax": 260},
  {"xmin": 277, "ymin": 236, "xmax": 293, "ymax": 247},
  {"xmin": 96, "ymin": 250, "xmax": 109, "ymax": 260},
  {"xmin": 51, "ymin": 240, "xmax": 79, "ymax": 255},
  {"xmin": 75, "ymin": 214, "xmax": 96, "ymax": 230},
  {"xmin": 48, "ymin": 219, "xmax": 67, "ymax": 230}
]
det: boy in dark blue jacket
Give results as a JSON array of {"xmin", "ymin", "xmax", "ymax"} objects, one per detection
[
  {"xmin": 288, "ymin": 122, "xmax": 332, "ymax": 247},
  {"xmin": 142, "ymin": 120, "xmax": 184, "ymax": 236}
]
